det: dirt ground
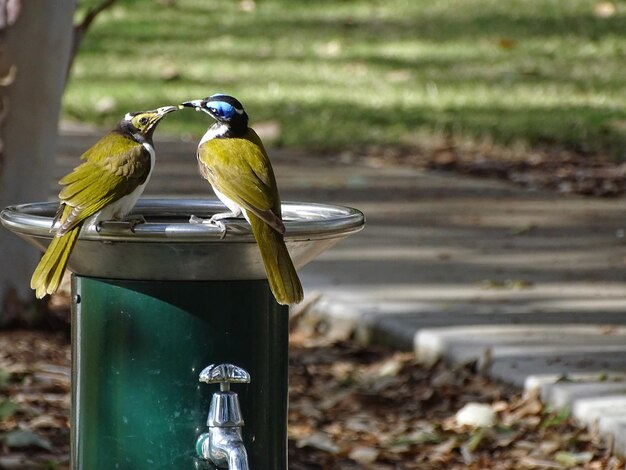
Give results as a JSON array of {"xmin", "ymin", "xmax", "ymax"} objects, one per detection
[
  {"xmin": 355, "ymin": 136, "xmax": 626, "ymax": 198},
  {"xmin": 0, "ymin": 316, "xmax": 624, "ymax": 469}
]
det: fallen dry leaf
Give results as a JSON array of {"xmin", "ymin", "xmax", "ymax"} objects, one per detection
[
  {"xmin": 348, "ymin": 445, "xmax": 379, "ymax": 464},
  {"xmin": 296, "ymin": 431, "xmax": 340, "ymax": 454},
  {"xmin": 455, "ymin": 402, "xmax": 496, "ymax": 428}
]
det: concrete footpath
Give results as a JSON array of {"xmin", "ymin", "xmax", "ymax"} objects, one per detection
[{"xmin": 58, "ymin": 127, "xmax": 626, "ymax": 456}]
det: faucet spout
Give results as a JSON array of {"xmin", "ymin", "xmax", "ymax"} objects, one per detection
[
  {"xmin": 196, "ymin": 364, "xmax": 251, "ymax": 469},
  {"xmin": 197, "ymin": 427, "xmax": 249, "ymax": 470},
  {"xmin": 224, "ymin": 433, "xmax": 249, "ymax": 470}
]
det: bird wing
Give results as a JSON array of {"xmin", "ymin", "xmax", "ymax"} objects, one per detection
[
  {"xmin": 198, "ymin": 129, "xmax": 285, "ymax": 234},
  {"xmin": 53, "ymin": 132, "xmax": 151, "ymax": 234}
]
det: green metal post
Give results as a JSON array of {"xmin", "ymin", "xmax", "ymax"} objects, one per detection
[
  {"xmin": 71, "ymin": 275, "xmax": 288, "ymax": 469},
  {"xmin": 2, "ymin": 199, "xmax": 364, "ymax": 469}
]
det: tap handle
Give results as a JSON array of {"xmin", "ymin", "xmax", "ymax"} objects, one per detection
[{"xmin": 199, "ymin": 364, "xmax": 250, "ymax": 391}]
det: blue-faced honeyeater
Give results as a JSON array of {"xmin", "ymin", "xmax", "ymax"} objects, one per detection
[
  {"xmin": 30, "ymin": 106, "xmax": 178, "ymax": 298},
  {"xmin": 181, "ymin": 94, "xmax": 303, "ymax": 305}
]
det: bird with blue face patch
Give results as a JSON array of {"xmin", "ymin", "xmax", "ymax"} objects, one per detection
[{"xmin": 181, "ymin": 94, "xmax": 303, "ymax": 305}]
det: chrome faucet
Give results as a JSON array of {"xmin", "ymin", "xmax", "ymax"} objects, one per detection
[{"xmin": 196, "ymin": 364, "xmax": 250, "ymax": 470}]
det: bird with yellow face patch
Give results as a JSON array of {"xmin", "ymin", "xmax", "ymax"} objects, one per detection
[{"xmin": 30, "ymin": 106, "xmax": 178, "ymax": 298}]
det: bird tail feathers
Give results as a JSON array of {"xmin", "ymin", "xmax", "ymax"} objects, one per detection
[
  {"xmin": 30, "ymin": 226, "xmax": 80, "ymax": 299},
  {"xmin": 249, "ymin": 214, "xmax": 303, "ymax": 305}
]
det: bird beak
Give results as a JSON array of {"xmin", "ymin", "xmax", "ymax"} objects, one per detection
[
  {"xmin": 156, "ymin": 105, "xmax": 179, "ymax": 116},
  {"xmin": 181, "ymin": 99, "xmax": 214, "ymax": 115},
  {"xmin": 181, "ymin": 99, "xmax": 205, "ymax": 109},
  {"xmin": 145, "ymin": 106, "xmax": 179, "ymax": 129}
]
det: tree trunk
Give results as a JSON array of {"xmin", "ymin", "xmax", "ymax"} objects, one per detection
[{"xmin": 0, "ymin": 0, "xmax": 75, "ymax": 325}]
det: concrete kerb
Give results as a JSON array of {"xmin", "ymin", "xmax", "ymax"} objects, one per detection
[{"xmin": 413, "ymin": 323, "xmax": 626, "ymax": 456}]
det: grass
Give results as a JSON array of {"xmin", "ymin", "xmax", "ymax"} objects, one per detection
[{"xmin": 65, "ymin": 0, "xmax": 626, "ymax": 157}]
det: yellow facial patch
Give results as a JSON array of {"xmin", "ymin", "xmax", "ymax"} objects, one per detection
[{"xmin": 131, "ymin": 113, "xmax": 151, "ymax": 131}]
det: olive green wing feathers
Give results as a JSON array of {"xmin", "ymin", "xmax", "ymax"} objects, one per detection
[
  {"xmin": 54, "ymin": 132, "xmax": 151, "ymax": 233},
  {"xmin": 198, "ymin": 130, "xmax": 285, "ymax": 234}
]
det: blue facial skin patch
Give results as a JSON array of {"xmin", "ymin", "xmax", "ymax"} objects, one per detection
[
  {"xmin": 206, "ymin": 94, "xmax": 245, "ymax": 118},
  {"xmin": 207, "ymin": 100, "xmax": 238, "ymax": 120}
]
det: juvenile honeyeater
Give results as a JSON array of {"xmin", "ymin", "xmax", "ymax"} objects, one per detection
[
  {"xmin": 181, "ymin": 94, "xmax": 303, "ymax": 305},
  {"xmin": 30, "ymin": 106, "xmax": 178, "ymax": 298}
]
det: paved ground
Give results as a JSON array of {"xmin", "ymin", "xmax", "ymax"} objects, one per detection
[{"xmin": 57, "ymin": 126, "xmax": 626, "ymax": 456}]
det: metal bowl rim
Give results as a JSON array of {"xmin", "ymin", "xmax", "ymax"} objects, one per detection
[{"xmin": 1, "ymin": 198, "xmax": 365, "ymax": 243}]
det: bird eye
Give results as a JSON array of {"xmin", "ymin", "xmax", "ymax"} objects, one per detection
[
  {"xmin": 139, "ymin": 117, "xmax": 149, "ymax": 125},
  {"xmin": 209, "ymin": 107, "xmax": 218, "ymax": 114}
]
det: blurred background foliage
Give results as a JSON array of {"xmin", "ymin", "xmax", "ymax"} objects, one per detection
[{"xmin": 66, "ymin": 0, "xmax": 626, "ymax": 157}]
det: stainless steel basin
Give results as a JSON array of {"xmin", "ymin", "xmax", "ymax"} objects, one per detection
[{"xmin": 0, "ymin": 198, "xmax": 365, "ymax": 280}]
